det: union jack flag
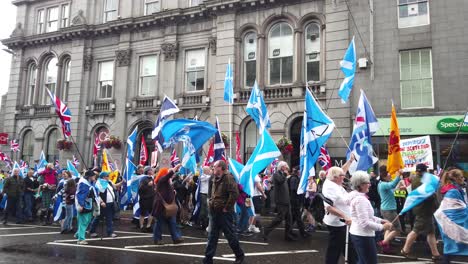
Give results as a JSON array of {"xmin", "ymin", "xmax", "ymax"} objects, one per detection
[
  {"xmin": 19, "ymin": 160, "xmax": 28, "ymax": 169},
  {"xmin": 10, "ymin": 139, "xmax": 19, "ymax": 152},
  {"xmin": 170, "ymin": 149, "xmax": 180, "ymax": 168},
  {"xmin": 318, "ymin": 146, "xmax": 331, "ymax": 171},
  {"xmin": 46, "ymin": 88, "xmax": 72, "ymax": 138},
  {"xmin": 0, "ymin": 152, "xmax": 12, "ymax": 165},
  {"xmin": 72, "ymin": 155, "xmax": 80, "ymax": 168},
  {"xmin": 269, "ymin": 158, "xmax": 279, "ymax": 175}
]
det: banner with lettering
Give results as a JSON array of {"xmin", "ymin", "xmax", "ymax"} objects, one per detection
[{"xmin": 400, "ymin": 135, "xmax": 433, "ymax": 172}]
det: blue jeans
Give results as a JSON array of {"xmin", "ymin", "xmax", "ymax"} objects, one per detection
[
  {"xmin": 204, "ymin": 211, "xmax": 244, "ymax": 264},
  {"xmin": 153, "ymin": 215, "xmax": 182, "ymax": 242},
  {"xmin": 236, "ymin": 204, "xmax": 249, "ymax": 232},
  {"xmin": 350, "ymin": 234, "xmax": 378, "ymax": 264},
  {"xmin": 62, "ymin": 204, "xmax": 74, "ymax": 231},
  {"xmin": 23, "ymin": 192, "xmax": 34, "ymax": 220},
  {"xmin": 90, "ymin": 203, "xmax": 115, "ymax": 236}
]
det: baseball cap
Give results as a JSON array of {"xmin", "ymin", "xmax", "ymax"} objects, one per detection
[{"xmin": 415, "ymin": 163, "xmax": 428, "ymax": 172}]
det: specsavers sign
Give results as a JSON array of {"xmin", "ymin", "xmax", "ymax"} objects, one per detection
[
  {"xmin": 375, "ymin": 115, "xmax": 467, "ymax": 136},
  {"xmin": 437, "ymin": 117, "xmax": 468, "ymax": 133}
]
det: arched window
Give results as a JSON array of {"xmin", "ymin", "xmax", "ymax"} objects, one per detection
[
  {"xmin": 243, "ymin": 32, "xmax": 257, "ymax": 88},
  {"xmin": 61, "ymin": 58, "xmax": 71, "ymax": 102},
  {"xmin": 26, "ymin": 63, "xmax": 37, "ymax": 106},
  {"xmin": 243, "ymin": 120, "xmax": 260, "ymax": 163},
  {"xmin": 42, "ymin": 57, "xmax": 58, "ymax": 105},
  {"xmin": 268, "ymin": 22, "xmax": 293, "ymax": 85},
  {"xmin": 46, "ymin": 128, "xmax": 59, "ymax": 162},
  {"xmin": 305, "ymin": 23, "xmax": 321, "ymax": 82},
  {"xmin": 21, "ymin": 130, "xmax": 35, "ymax": 164}
]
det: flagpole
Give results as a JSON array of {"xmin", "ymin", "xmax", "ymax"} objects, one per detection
[
  {"xmin": 69, "ymin": 134, "xmax": 88, "ymax": 169},
  {"xmin": 229, "ymin": 100, "xmax": 233, "ymax": 158},
  {"xmin": 442, "ymin": 113, "xmax": 467, "ymax": 170}
]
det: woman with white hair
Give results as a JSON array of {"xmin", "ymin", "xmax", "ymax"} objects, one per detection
[{"xmin": 348, "ymin": 171, "xmax": 392, "ymax": 264}]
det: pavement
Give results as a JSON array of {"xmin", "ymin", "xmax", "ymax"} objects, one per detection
[{"xmin": 0, "ymin": 212, "xmax": 466, "ymax": 264}]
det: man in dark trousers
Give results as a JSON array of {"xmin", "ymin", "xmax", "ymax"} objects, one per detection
[
  {"xmin": 203, "ymin": 160, "xmax": 244, "ymax": 264},
  {"xmin": 263, "ymin": 161, "xmax": 297, "ymax": 241},
  {"xmin": 2, "ymin": 168, "xmax": 24, "ymax": 224},
  {"xmin": 288, "ymin": 166, "xmax": 310, "ymax": 238}
]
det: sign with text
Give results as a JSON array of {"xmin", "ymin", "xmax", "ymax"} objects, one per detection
[
  {"xmin": 0, "ymin": 133, "xmax": 8, "ymax": 145},
  {"xmin": 400, "ymin": 135, "xmax": 433, "ymax": 172}
]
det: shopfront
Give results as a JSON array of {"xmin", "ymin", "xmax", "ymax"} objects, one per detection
[{"xmin": 373, "ymin": 115, "xmax": 468, "ymax": 172}]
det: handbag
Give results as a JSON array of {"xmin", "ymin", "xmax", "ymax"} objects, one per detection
[{"xmin": 157, "ymin": 191, "xmax": 178, "ymax": 218}]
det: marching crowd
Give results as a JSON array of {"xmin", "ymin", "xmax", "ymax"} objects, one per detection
[{"xmin": 0, "ymin": 158, "xmax": 466, "ymax": 264}]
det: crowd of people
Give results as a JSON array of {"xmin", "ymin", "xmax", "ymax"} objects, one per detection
[{"xmin": 0, "ymin": 158, "xmax": 466, "ymax": 264}]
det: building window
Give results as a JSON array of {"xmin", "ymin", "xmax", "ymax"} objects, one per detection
[
  {"xmin": 144, "ymin": 0, "xmax": 160, "ymax": 15},
  {"xmin": 243, "ymin": 32, "xmax": 257, "ymax": 88},
  {"xmin": 398, "ymin": 0, "xmax": 429, "ymax": 28},
  {"xmin": 98, "ymin": 61, "xmax": 114, "ymax": 99},
  {"xmin": 42, "ymin": 57, "xmax": 58, "ymax": 105},
  {"xmin": 185, "ymin": 49, "xmax": 205, "ymax": 92},
  {"xmin": 268, "ymin": 22, "xmax": 293, "ymax": 85},
  {"xmin": 21, "ymin": 130, "xmax": 34, "ymax": 164},
  {"xmin": 243, "ymin": 120, "xmax": 259, "ymax": 163},
  {"xmin": 26, "ymin": 63, "xmax": 37, "ymax": 106},
  {"xmin": 104, "ymin": 0, "xmax": 118, "ymax": 22},
  {"xmin": 46, "ymin": 7, "xmax": 59, "ymax": 32},
  {"xmin": 62, "ymin": 59, "xmax": 71, "ymax": 102},
  {"xmin": 189, "ymin": 0, "xmax": 202, "ymax": 7},
  {"xmin": 61, "ymin": 4, "xmax": 70, "ymax": 28},
  {"xmin": 305, "ymin": 23, "xmax": 321, "ymax": 82},
  {"xmin": 46, "ymin": 128, "xmax": 59, "ymax": 162},
  {"xmin": 139, "ymin": 55, "xmax": 157, "ymax": 96},
  {"xmin": 400, "ymin": 49, "xmax": 433, "ymax": 109},
  {"xmin": 37, "ymin": 9, "xmax": 45, "ymax": 34}
]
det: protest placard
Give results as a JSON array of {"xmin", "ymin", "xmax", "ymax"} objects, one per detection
[{"xmin": 400, "ymin": 135, "xmax": 434, "ymax": 172}]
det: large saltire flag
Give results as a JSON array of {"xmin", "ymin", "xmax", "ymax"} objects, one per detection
[
  {"xmin": 152, "ymin": 96, "xmax": 180, "ymax": 151},
  {"xmin": 120, "ymin": 158, "xmax": 136, "ymax": 208},
  {"xmin": 228, "ymin": 158, "xmax": 244, "ymax": 183},
  {"xmin": 160, "ymin": 119, "xmax": 217, "ymax": 151},
  {"xmin": 246, "ymin": 81, "xmax": 271, "ymax": 135},
  {"xmin": 35, "ymin": 151, "xmax": 48, "ymax": 175},
  {"xmin": 101, "ymin": 149, "xmax": 111, "ymax": 173},
  {"xmin": 399, "ymin": 172, "xmax": 440, "ymax": 215},
  {"xmin": 46, "ymin": 88, "xmax": 72, "ymax": 138},
  {"xmin": 298, "ymin": 87, "xmax": 335, "ymax": 194},
  {"xmin": 347, "ymin": 90, "xmax": 379, "ymax": 173},
  {"xmin": 434, "ymin": 187, "xmax": 468, "ymax": 256},
  {"xmin": 127, "ymin": 127, "xmax": 138, "ymax": 161},
  {"xmin": 67, "ymin": 160, "xmax": 80, "ymax": 179},
  {"xmin": 338, "ymin": 37, "xmax": 356, "ymax": 103},
  {"xmin": 387, "ymin": 103, "xmax": 404, "ymax": 178},
  {"xmin": 223, "ymin": 59, "xmax": 234, "ymax": 104}
]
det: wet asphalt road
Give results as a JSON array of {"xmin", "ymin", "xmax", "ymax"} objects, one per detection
[{"xmin": 0, "ymin": 215, "xmax": 467, "ymax": 264}]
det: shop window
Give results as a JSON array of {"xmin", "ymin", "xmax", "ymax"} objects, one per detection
[
  {"xmin": 268, "ymin": 22, "xmax": 293, "ymax": 85},
  {"xmin": 243, "ymin": 32, "xmax": 257, "ymax": 88},
  {"xmin": 400, "ymin": 49, "xmax": 433, "ymax": 109},
  {"xmin": 185, "ymin": 49, "xmax": 205, "ymax": 92},
  {"xmin": 305, "ymin": 23, "xmax": 321, "ymax": 82},
  {"xmin": 398, "ymin": 0, "xmax": 429, "ymax": 28},
  {"xmin": 139, "ymin": 55, "xmax": 158, "ymax": 96},
  {"xmin": 98, "ymin": 61, "xmax": 114, "ymax": 99}
]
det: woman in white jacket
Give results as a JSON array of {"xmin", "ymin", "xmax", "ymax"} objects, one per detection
[{"xmin": 349, "ymin": 171, "xmax": 392, "ymax": 264}]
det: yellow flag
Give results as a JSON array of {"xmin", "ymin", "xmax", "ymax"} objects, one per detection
[
  {"xmin": 387, "ymin": 103, "xmax": 404, "ymax": 178},
  {"xmin": 109, "ymin": 170, "xmax": 119, "ymax": 184},
  {"xmin": 101, "ymin": 149, "xmax": 111, "ymax": 173}
]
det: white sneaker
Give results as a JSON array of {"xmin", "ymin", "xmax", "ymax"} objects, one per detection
[
  {"xmin": 110, "ymin": 233, "xmax": 117, "ymax": 238},
  {"xmin": 248, "ymin": 225, "xmax": 261, "ymax": 233},
  {"xmin": 77, "ymin": 240, "xmax": 88, "ymax": 245},
  {"xmin": 90, "ymin": 233, "xmax": 98, "ymax": 238}
]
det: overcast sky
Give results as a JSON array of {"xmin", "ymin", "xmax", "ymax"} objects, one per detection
[{"xmin": 0, "ymin": 2, "xmax": 17, "ymax": 105}]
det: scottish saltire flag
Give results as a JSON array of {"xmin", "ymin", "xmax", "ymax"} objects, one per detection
[
  {"xmin": 160, "ymin": 119, "xmax": 217, "ymax": 151},
  {"xmin": 181, "ymin": 141, "xmax": 197, "ymax": 175},
  {"xmin": 400, "ymin": 172, "xmax": 440, "ymax": 215},
  {"xmin": 53, "ymin": 195, "xmax": 64, "ymax": 222},
  {"xmin": 120, "ymin": 159, "xmax": 137, "ymax": 208},
  {"xmin": 347, "ymin": 90, "xmax": 379, "ymax": 173},
  {"xmin": 318, "ymin": 146, "xmax": 332, "ymax": 171},
  {"xmin": 246, "ymin": 81, "xmax": 271, "ymax": 134},
  {"xmin": 46, "ymin": 88, "xmax": 72, "ymax": 138},
  {"xmin": 170, "ymin": 149, "xmax": 180, "ymax": 167},
  {"xmin": 224, "ymin": 59, "xmax": 234, "ymax": 104},
  {"xmin": 35, "ymin": 151, "xmax": 48, "ymax": 175},
  {"xmin": 298, "ymin": 88, "xmax": 335, "ymax": 194},
  {"xmin": 10, "ymin": 140, "xmax": 19, "ymax": 152},
  {"xmin": 338, "ymin": 37, "xmax": 356, "ymax": 103},
  {"xmin": 238, "ymin": 131, "xmax": 281, "ymax": 197},
  {"xmin": 67, "ymin": 160, "xmax": 80, "ymax": 178},
  {"xmin": 228, "ymin": 158, "xmax": 244, "ymax": 183},
  {"xmin": 190, "ymin": 177, "xmax": 202, "ymax": 222},
  {"xmin": 127, "ymin": 127, "xmax": 138, "ymax": 160},
  {"xmin": 152, "ymin": 96, "xmax": 180, "ymax": 151},
  {"xmin": 434, "ymin": 187, "xmax": 468, "ymax": 256},
  {"xmin": 214, "ymin": 117, "xmax": 226, "ymax": 162},
  {"xmin": 13, "ymin": 161, "xmax": 25, "ymax": 178}
]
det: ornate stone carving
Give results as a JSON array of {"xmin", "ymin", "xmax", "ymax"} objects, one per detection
[
  {"xmin": 10, "ymin": 23, "xmax": 24, "ymax": 38},
  {"xmin": 72, "ymin": 10, "xmax": 87, "ymax": 26},
  {"xmin": 208, "ymin": 37, "xmax": 217, "ymax": 55},
  {"xmin": 161, "ymin": 42, "xmax": 178, "ymax": 61},
  {"xmin": 115, "ymin": 49, "xmax": 132, "ymax": 67},
  {"xmin": 83, "ymin": 54, "xmax": 93, "ymax": 71}
]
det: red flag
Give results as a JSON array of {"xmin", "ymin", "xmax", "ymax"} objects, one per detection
[
  {"xmin": 139, "ymin": 136, "xmax": 148, "ymax": 166},
  {"xmin": 235, "ymin": 131, "xmax": 242, "ymax": 163},
  {"xmin": 203, "ymin": 141, "xmax": 215, "ymax": 166},
  {"xmin": 93, "ymin": 133, "xmax": 100, "ymax": 157},
  {"xmin": 0, "ymin": 133, "xmax": 8, "ymax": 145}
]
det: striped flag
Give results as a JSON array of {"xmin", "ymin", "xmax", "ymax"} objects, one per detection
[
  {"xmin": 318, "ymin": 146, "xmax": 331, "ymax": 171},
  {"xmin": 46, "ymin": 88, "xmax": 72, "ymax": 138},
  {"xmin": 10, "ymin": 139, "xmax": 19, "ymax": 152}
]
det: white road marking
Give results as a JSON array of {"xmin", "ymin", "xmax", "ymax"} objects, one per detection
[
  {"xmin": 48, "ymin": 242, "xmax": 235, "ymax": 262},
  {"xmin": 0, "ymin": 232, "xmax": 58, "ymax": 237},
  {"xmin": 53, "ymin": 235, "xmax": 153, "ymax": 243},
  {"xmin": 378, "ymin": 254, "xmax": 466, "ymax": 264},
  {"xmin": 8, "ymin": 224, "xmax": 60, "ymax": 229},
  {"xmin": 222, "ymin": 249, "xmax": 319, "ymax": 258},
  {"xmin": 0, "ymin": 227, "xmax": 37, "ymax": 230},
  {"xmin": 125, "ymin": 241, "xmax": 224, "ymax": 249}
]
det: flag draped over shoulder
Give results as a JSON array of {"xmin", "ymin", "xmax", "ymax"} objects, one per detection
[
  {"xmin": 338, "ymin": 37, "xmax": 356, "ymax": 103},
  {"xmin": 400, "ymin": 172, "xmax": 439, "ymax": 215},
  {"xmin": 223, "ymin": 59, "xmax": 234, "ymax": 104},
  {"xmin": 246, "ymin": 81, "xmax": 271, "ymax": 134},
  {"xmin": 160, "ymin": 119, "xmax": 217, "ymax": 151},
  {"xmin": 298, "ymin": 88, "xmax": 335, "ymax": 194},
  {"xmin": 347, "ymin": 90, "xmax": 379, "ymax": 174},
  {"xmin": 152, "ymin": 96, "xmax": 180, "ymax": 151},
  {"xmin": 387, "ymin": 103, "xmax": 404, "ymax": 178},
  {"xmin": 46, "ymin": 88, "xmax": 72, "ymax": 138}
]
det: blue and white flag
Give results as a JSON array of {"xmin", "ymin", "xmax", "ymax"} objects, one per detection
[
  {"xmin": 160, "ymin": 119, "xmax": 217, "ymax": 151},
  {"xmin": 298, "ymin": 88, "xmax": 335, "ymax": 194},
  {"xmin": 190, "ymin": 177, "xmax": 202, "ymax": 222},
  {"xmin": 35, "ymin": 151, "xmax": 48, "ymax": 175},
  {"xmin": 347, "ymin": 90, "xmax": 379, "ymax": 173},
  {"xmin": 95, "ymin": 178, "xmax": 109, "ymax": 193},
  {"xmin": 238, "ymin": 131, "xmax": 281, "ymax": 197},
  {"xmin": 400, "ymin": 172, "xmax": 440, "ymax": 215},
  {"xmin": 120, "ymin": 158, "xmax": 137, "ymax": 208},
  {"xmin": 228, "ymin": 158, "xmax": 244, "ymax": 183},
  {"xmin": 127, "ymin": 127, "xmax": 138, "ymax": 161},
  {"xmin": 224, "ymin": 59, "xmax": 234, "ymax": 104},
  {"xmin": 246, "ymin": 81, "xmax": 271, "ymax": 135},
  {"xmin": 338, "ymin": 37, "xmax": 356, "ymax": 103},
  {"xmin": 434, "ymin": 186, "xmax": 468, "ymax": 256},
  {"xmin": 67, "ymin": 160, "xmax": 80, "ymax": 179},
  {"xmin": 214, "ymin": 117, "xmax": 226, "ymax": 162},
  {"xmin": 152, "ymin": 96, "xmax": 180, "ymax": 151},
  {"xmin": 181, "ymin": 141, "xmax": 197, "ymax": 175},
  {"xmin": 13, "ymin": 162, "xmax": 25, "ymax": 178}
]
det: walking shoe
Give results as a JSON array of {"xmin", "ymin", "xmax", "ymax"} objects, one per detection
[
  {"xmin": 248, "ymin": 225, "xmax": 261, "ymax": 233},
  {"xmin": 77, "ymin": 240, "xmax": 88, "ymax": 245},
  {"xmin": 377, "ymin": 240, "xmax": 392, "ymax": 254},
  {"xmin": 305, "ymin": 224, "xmax": 316, "ymax": 232},
  {"xmin": 109, "ymin": 233, "xmax": 118, "ymax": 238},
  {"xmin": 400, "ymin": 249, "xmax": 418, "ymax": 260},
  {"xmin": 234, "ymin": 254, "xmax": 245, "ymax": 264},
  {"xmin": 173, "ymin": 238, "xmax": 184, "ymax": 244},
  {"xmin": 90, "ymin": 233, "xmax": 98, "ymax": 238}
]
